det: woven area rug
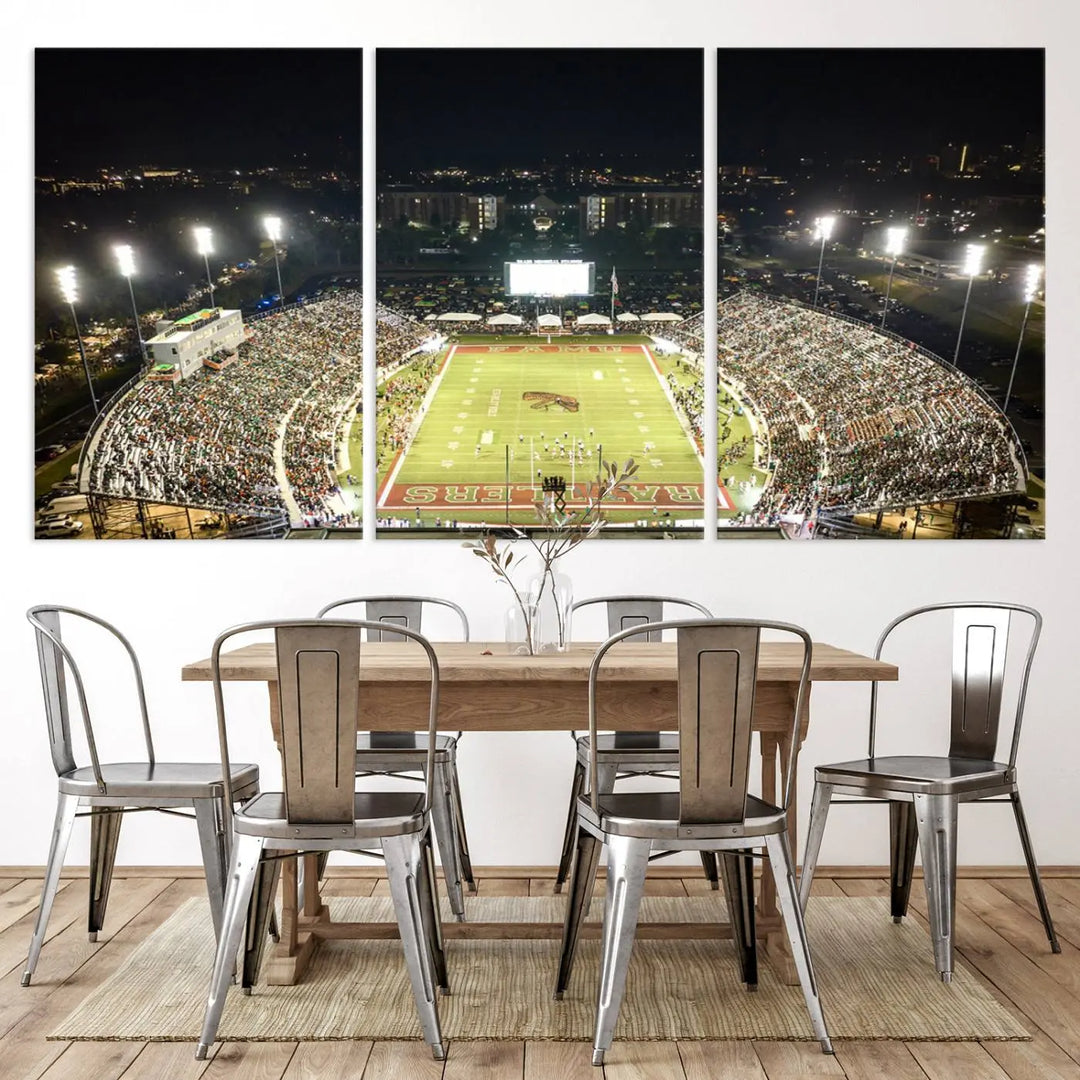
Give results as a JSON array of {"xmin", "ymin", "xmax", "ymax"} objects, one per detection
[{"xmin": 51, "ymin": 895, "xmax": 1027, "ymax": 1042}]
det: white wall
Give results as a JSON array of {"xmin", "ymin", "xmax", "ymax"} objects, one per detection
[{"xmin": 4, "ymin": 0, "xmax": 1078, "ymax": 871}]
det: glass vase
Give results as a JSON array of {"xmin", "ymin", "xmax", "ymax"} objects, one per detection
[
  {"xmin": 527, "ymin": 570, "xmax": 574, "ymax": 653},
  {"xmin": 504, "ymin": 601, "xmax": 538, "ymax": 655}
]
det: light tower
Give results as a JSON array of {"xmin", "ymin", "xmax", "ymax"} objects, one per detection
[
  {"xmin": 952, "ymin": 243, "xmax": 985, "ymax": 367},
  {"xmin": 113, "ymin": 244, "xmax": 147, "ymax": 363},
  {"xmin": 812, "ymin": 215, "xmax": 835, "ymax": 309},
  {"xmin": 264, "ymin": 216, "xmax": 285, "ymax": 310},
  {"xmin": 193, "ymin": 226, "xmax": 216, "ymax": 308},
  {"xmin": 56, "ymin": 265, "xmax": 100, "ymax": 415},
  {"xmin": 880, "ymin": 226, "xmax": 908, "ymax": 330},
  {"xmin": 1004, "ymin": 263, "xmax": 1042, "ymax": 415}
]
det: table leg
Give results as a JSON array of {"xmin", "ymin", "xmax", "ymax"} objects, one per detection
[{"xmin": 262, "ymin": 682, "xmax": 328, "ymax": 984}]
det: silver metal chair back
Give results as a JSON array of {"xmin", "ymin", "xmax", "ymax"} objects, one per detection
[
  {"xmin": 316, "ymin": 596, "xmax": 469, "ymax": 642},
  {"xmin": 315, "ymin": 596, "xmax": 474, "ymax": 914},
  {"xmin": 571, "ymin": 595, "xmax": 712, "ymax": 643},
  {"xmin": 28, "ymin": 605, "xmax": 155, "ymax": 791},
  {"xmin": 868, "ymin": 602, "xmax": 1040, "ymax": 768},
  {"xmin": 211, "ymin": 619, "xmax": 441, "ymax": 830},
  {"xmin": 588, "ymin": 618, "xmax": 811, "ymax": 818}
]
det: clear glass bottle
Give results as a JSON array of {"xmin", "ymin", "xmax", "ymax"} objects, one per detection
[{"xmin": 527, "ymin": 569, "xmax": 573, "ymax": 653}]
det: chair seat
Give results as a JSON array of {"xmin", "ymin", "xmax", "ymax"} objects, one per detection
[
  {"xmin": 576, "ymin": 733, "xmax": 679, "ymax": 768},
  {"xmin": 356, "ymin": 733, "xmax": 456, "ymax": 767},
  {"xmin": 59, "ymin": 761, "xmax": 260, "ymax": 800},
  {"xmin": 816, "ymin": 755, "xmax": 1014, "ymax": 796},
  {"xmin": 577, "ymin": 790, "xmax": 786, "ymax": 840},
  {"xmin": 234, "ymin": 791, "xmax": 426, "ymax": 840}
]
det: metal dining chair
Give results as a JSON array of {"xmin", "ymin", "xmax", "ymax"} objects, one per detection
[
  {"xmin": 196, "ymin": 618, "xmax": 448, "ymax": 1061},
  {"xmin": 555, "ymin": 619, "xmax": 832, "ymax": 1065},
  {"xmin": 799, "ymin": 602, "xmax": 1060, "ymax": 982},
  {"xmin": 23, "ymin": 605, "xmax": 262, "ymax": 987},
  {"xmin": 554, "ymin": 596, "xmax": 719, "ymax": 893},
  {"xmin": 316, "ymin": 596, "xmax": 474, "ymax": 920}
]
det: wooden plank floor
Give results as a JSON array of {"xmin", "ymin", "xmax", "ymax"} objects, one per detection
[{"xmin": 0, "ymin": 870, "xmax": 1076, "ymax": 1080}]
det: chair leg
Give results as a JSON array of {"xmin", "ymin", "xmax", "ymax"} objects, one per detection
[
  {"xmin": 889, "ymin": 801, "xmax": 919, "ymax": 923},
  {"xmin": 194, "ymin": 798, "xmax": 228, "ymax": 942},
  {"xmin": 595, "ymin": 763, "xmax": 619, "ymax": 795},
  {"xmin": 554, "ymin": 824, "xmax": 602, "ymax": 998},
  {"xmin": 592, "ymin": 834, "xmax": 651, "ymax": 1066},
  {"xmin": 1010, "ymin": 790, "xmax": 1061, "ymax": 953},
  {"xmin": 88, "ymin": 807, "xmax": 124, "ymax": 942},
  {"xmin": 196, "ymin": 833, "xmax": 264, "ymax": 1060},
  {"xmin": 382, "ymin": 832, "xmax": 445, "ymax": 1060},
  {"xmin": 417, "ymin": 826, "xmax": 450, "ymax": 993},
  {"xmin": 241, "ymin": 854, "xmax": 282, "ymax": 992},
  {"xmin": 798, "ymin": 781, "xmax": 833, "ymax": 912},
  {"xmin": 700, "ymin": 851, "xmax": 720, "ymax": 891},
  {"xmin": 913, "ymin": 792, "xmax": 959, "ymax": 982},
  {"xmin": 719, "ymin": 850, "xmax": 757, "ymax": 989},
  {"xmin": 554, "ymin": 759, "xmax": 587, "ymax": 893},
  {"xmin": 22, "ymin": 792, "xmax": 78, "ymax": 986},
  {"xmin": 446, "ymin": 752, "xmax": 476, "ymax": 893},
  {"xmin": 429, "ymin": 761, "xmax": 465, "ymax": 921},
  {"xmin": 765, "ymin": 831, "xmax": 833, "ymax": 1054}
]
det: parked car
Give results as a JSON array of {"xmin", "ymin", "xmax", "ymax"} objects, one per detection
[{"xmin": 35, "ymin": 517, "xmax": 84, "ymax": 538}]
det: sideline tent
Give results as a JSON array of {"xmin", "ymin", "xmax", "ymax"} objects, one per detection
[
  {"xmin": 536, "ymin": 313, "xmax": 562, "ymax": 328},
  {"xmin": 487, "ymin": 313, "xmax": 523, "ymax": 326},
  {"xmin": 641, "ymin": 312, "xmax": 683, "ymax": 323},
  {"xmin": 435, "ymin": 312, "xmax": 482, "ymax": 322},
  {"xmin": 576, "ymin": 312, "xmax": 612, "ymax": 325},
  {"xmin": 616, "ymin": 312, "xmax": 640, "ymax": 322}
]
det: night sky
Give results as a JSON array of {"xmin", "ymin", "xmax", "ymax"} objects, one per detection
[
  {"xmin": 377, "ymin": 49, "xmax": 704, "ymax": 174},
  {"xmin": 35, "ymin": 49, "xmax": 361, "ymax": 173},
  {"xmin": 717, "ymin": 49, "xmax": 1044, "ymax": 165}
]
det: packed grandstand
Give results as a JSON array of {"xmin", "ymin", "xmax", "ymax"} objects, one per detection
[
  {"xmin": 82, "ymin": 293, "xmax": 426, "ymax": 526},
  {"xmin": 668, "ymin": 292, "xmax": 1025, "ymax": 523},
  {"xmin": 79, "ymin": 287, "xmax": 1025, "ymax": 532}
]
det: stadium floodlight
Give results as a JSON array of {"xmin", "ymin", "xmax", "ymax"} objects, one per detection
[
  {"xmin": 880, "ymin": 226, "xmax": 908, "ymax": 331},
  {"xmin": 114, "ymin": 244, "xmax": 147, "ymax": 363},
  {"xmin": 56, "ymin": 264, "xmax": 77, "ymax": 305},
  {"xmin": 264, "ymin": 215, "xmax": 285, "ymax": 310},
  {"xmin": 952, "ymin": 243, "xmax": 986, "ymax": 366},
  {"xmin": 193, "ymin": 226, "xmax": 216, "ymax": 308},
  {"xmin": 812, "ymin": 216, "xmax": 836, "ymax": 308},
  {"xmin": 1004, "ymin": 263, "xmax": 1043, "ymax": 414},
  {"xmin": 55, "ymin": 266, "xmax": 100, "ymax": 415}
]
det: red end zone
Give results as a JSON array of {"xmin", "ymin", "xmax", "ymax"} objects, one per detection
[{"xmin": 378, "ymin": 481, "xmax": 735, "ymax": 513}]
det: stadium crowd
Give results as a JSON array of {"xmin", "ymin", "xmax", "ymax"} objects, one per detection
[
  {"xmin": 666, "ymin": 293, "xmax": 1023, "ymax": 523},
  {"xmin": 85, "ymin": 293, "xmax": 429, "ymax": 522},
  {"xmin": 377, "ymin": 269, "xmax": 700, "ymax": 327}
]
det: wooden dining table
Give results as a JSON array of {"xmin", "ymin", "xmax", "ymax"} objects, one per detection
[{"xmin": 182, "ymin": 639, "xmax": 897, "ymax": 985}]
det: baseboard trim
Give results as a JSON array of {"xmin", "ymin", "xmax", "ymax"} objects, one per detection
[{"xmin": 2, "ymin": 864, "xmax": 1078, "ymax": 880}]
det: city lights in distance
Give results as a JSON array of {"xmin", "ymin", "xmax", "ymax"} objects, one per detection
[
  {"xmin": 56, "ymin": 265, "xmax": 77, "ymax": 304},
  {"xmin": 815, "ymin": 215, "xmax": 835, "ymax": 242},
  {"xmin": 885, "ymin": 227, "xmax": 907, "ymax": 257},
  {"xmin": 962, "ymin": 244, "xmax": 985, "ymax": 277},
  {"xmin": 114, "ymin": 244, "xmax": 136, "ymax": 277},
  {"xmin": 264, "ymin": 216, "xmax": 282, "ymax": 242},
  {"xmin": 194, "ymin": 226, "xmax": 213, "ymax": 255},
  {"xmin": 1024, "ymin": 263, "xmax": 1042, "ymax": 303}
]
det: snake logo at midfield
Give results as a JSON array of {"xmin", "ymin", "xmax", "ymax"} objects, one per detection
[{"xmin": 522, "ymin": 391, "xmax": 581, "ymax": 412}]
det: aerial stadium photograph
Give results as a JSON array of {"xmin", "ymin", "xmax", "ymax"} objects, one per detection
[
  {"xmin": 32, "ymin": 46, "xmax": 1044, "ymax": 541},
  {"xmin": 33, "ymin": 48, "xmax": 363, "ymax": 540},
  {"xmin": 707, "ymin": 48, "xmax": 1045, "ymax": 540},
  {"xmin": 372, "ymin": 48, "xmax": 705, "ymax": 534}
]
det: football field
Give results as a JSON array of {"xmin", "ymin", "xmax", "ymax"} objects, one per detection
[{"xmin": 377, "ymin": 341, "xmax": 723, "ymax": 524}]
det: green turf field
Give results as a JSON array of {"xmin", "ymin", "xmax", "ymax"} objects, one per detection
[{"xmin": 376, "ymin": 338, "xmax": 707, "ymax": 525}]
